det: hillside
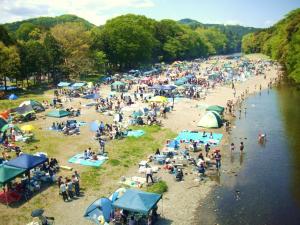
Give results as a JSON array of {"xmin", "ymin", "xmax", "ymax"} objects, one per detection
[
  {"xmin": 242, "ymin": 8, "xmax": 300, "ymax": 83},
  {"xmin": 179, "ymin": 18, "xmax": 260, "ymax": 53},
  {"xmin": 3, "ymin": 14, "xmax": 95, "ymax": 32}
]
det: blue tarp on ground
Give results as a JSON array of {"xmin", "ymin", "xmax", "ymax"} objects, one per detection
[
  {"xmin": 175, "ymin": 131, "xmax": 223, "ymax": 146},
  {"xmin": 5, "ymin": 154, "xmax": 48, "ymax": 170},
  {"xmin": 57, "ymin": 82, "xmax": 71, "ymax": 87},
  {"xmin": 127, "ymin": 130, "xmax": 145, "ymax": 138},
  {"xmin": 84, "ymin": 197, "xmax": 112, "ymax": 224},
  {"xmin": 112, "ymin": 189, "xmax": 162, "ymax": 215},
  {"xmin": 71, "ymin": 82, "xmax": 86, "ymax": 89},
  {"xmin": 68, "ymin": 154, "xmax": 106, "ymax": 167}
]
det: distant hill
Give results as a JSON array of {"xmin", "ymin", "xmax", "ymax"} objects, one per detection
[
  {"xmin": 179, "ymin": 18, "xmax": 260, "ymax": 53},
  {"xmin": 3, "ymin": 14, "xmax": 95, "ymax": 32}
]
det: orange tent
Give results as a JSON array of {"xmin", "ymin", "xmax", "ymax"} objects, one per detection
[{"xmin": 0, "ymin": 111, "xmax": 10, "ymax": 120}]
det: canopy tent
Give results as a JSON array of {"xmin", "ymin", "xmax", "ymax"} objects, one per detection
[
  {"xmin": 0, "ymin": 165, "xmax": 25, "ymax": 186},
  {"xmin": 13, "ymin": 105, "xmax": 35, "ymax": 117},
  {"xmin": 47, "ymin": 109, "xmax": 70, "ymax": 118},
  {"xmin": 8, "ymin": 94, "xmax": 18, "ymax": 100},
  {"xmin": 198, "ymin": 111, "xmax": 223, "ymax": 128},
  {"xmin": 71, "ymin": 82, "xmax": 86, "ymax": 89},
  {"xmin": 149, "ymin": 96, "xmax": 168, "ymax": 103},
  {"xmin": 6, "ymin": 154, "xmax": 48, "ymax": 170},
  {"xmin": 57, "ymin": 82, "xmax": 71, "ymax": 87},
  {"xmin": 175, "ymin": 77, "xmax": 188, "ymax": 86},
  {"xmin": 19, "ymin": 100, "xmax": 44, "ymax": 112},
  {"xmin": 82, "ymin": 94, "xmax": 100, "ymax": 99},
  {"xmin": 111, "ymin": 81, "xmax": 127, "ymax": 92},
  {"xmin": 112, "ymin": 189, "xmax": 162, "ymax": 215},
  {"xmin": 109, "ymin": 188, "xmax": 127, "ymax": 203},
  {"xmin": 206, "ymin": 105, "xmax": 225, "ymax": 115},
  {"xmin": 84, "ymin": 197, "xmax": 112, "ymax": 224},
  {"xmin": 0, "ymin": 118, "xmax": 8, "ymax": 130}
]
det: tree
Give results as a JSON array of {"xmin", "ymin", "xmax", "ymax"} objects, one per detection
[
  {"xmin": 43, "ymin": 32, "xmax": 64, "ymax": 82},
  {"xmin": 51, "ymin": 22, "xmax": 93, "ymax": 79},
  {"xmin": 0, "ymin": 25, "xmax": 14, "ymax": 46},
  {"xmin": 16, "ymin": 22, "xmax": 37, "ymax": 41},
  {"xmin": 0, "ymin": 42, "xmax": 20, "ymax": 90}
]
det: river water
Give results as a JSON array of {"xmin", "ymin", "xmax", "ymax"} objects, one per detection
[{"xmin": 199, "ymin": 84, "xmax": 300, "ymax": 225}]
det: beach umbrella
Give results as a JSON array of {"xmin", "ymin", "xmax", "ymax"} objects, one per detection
[
  {"xmin": 149, "ymin": 96, "xmax": 168, "ymax": 103},
  {"xmin": 21, "ymin": 124, "xmax": 35, "ymax": 132},
  {"xmin": 31, "ymin": 209, "xmax": 44, "ymax": 217},
  {"xmin": 90, "ymin": 121, "xmax": 99, "ymax": 132}
]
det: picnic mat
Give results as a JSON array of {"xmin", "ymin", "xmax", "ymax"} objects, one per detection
[
  {"xmin": 119, "ymin": 176, "xmax": 146, "ymax": 188},
  {"xmin": 127, "ymin": 130, "xmax": 145, "ymax": 138},
  {"xmin": 175, "ymin": 131, "xmax": 223, "ymax": 145},
  {"xmin": 68, "ymin": 153, "xmax": 107, "ymax": 167}
]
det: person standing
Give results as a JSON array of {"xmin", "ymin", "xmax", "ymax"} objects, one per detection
[
  {"xmin": 146, "ymin": 166, "xmax": 154, "ymax": 183},
  {"xmin": 72, "ymin": 175, "xmax": 80, "ymax": 197},
  {"xmin": 205, "ymin": 143, "xmax": 210, "ymax": 157},
  {"xmin": 230, "ymin": 143, "xmax": 235, "ymax": 152},
  {"xmin": 60, "ymin": 182, "xmax": 68, "ymax": 202},
  {"xmin": 67, "ymin": 179, "xmax": 74, "ymax": 199},
  {"xmin": 215, "ymin": 152, "xmax": 222, "ymax": 170},
  {"xmin": 240, "ymin": 142, "xmax": 244, "ymax": 154}
]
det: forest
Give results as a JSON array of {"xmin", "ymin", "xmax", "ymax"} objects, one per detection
[
  {"xmin": 242, "ymin": 8, "xmax": 300, "ymax": 83},
  {"xmin": 0, "ymin": 14, "xmax": 257, "ymax": 89}
]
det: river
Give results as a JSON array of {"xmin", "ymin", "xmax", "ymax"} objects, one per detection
[{"xmin": 198, "ymin": 83, "xmax": 300, "ymax": 225}]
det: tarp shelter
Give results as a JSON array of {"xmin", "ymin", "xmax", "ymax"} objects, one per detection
[
  {"xmin": 0, "ymin": 165, "xmax": 25, "ymax": 186},
  {"xmin": 8, "ymin": 94, "xmax": 18, "ymax": 100},
  {"xmin": 198, "ymin": 111, "xmax": 223, "ymax": 128},
  {"xmin": 71, "ymin": 82, "xmax": 86, "ymax": 89},
  {"xmin": 47, "ymin": 109, "xmax": 70, "ymax": 118},
  {"xmin": 112, "ymin": 189, "xmax": 162, "ymax": 215},
  {"xmin": 19, "ymin": 100, "xmax": 44, "ymax": 112},
  {"xmin": 0, "ymin": 118, "xmax": 8, "ymax": 130},
  {"xmin": 57, "ymin": 82, "xmax": 71, "ymax": 87},
  {"xmin": 84, "ymin": 197, "xmax": 112, "ymax": 223},
  {"xmin": 6, "ymin": 154, "xmax": 47, "ymax": 170},
  {"xmin": 82, "ymin": 94, "xmax": 100, "ymax": 99},
  {"xmin": 206, "ymin": 105, "xmax": 225, "ymax": 115}
]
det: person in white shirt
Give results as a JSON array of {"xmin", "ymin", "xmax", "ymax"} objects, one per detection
[{"xmin": 146, "ymin": 166, "xmax": 154, "ymax": 183}]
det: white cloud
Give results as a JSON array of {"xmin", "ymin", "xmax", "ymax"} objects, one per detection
[{"xmin": 0, "ymin": 0, "xmax": 155, "ymax": 25}]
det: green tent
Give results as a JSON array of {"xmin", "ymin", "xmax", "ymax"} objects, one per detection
[
  {"xmin": 198, "ymin": 111, "xmax": 223, "ymax": 128},
  {"xmin": 46, "ymin": 109, "xmax": 70, "ymax": 118},
  {"xmin": 0, "ymin": 165, "xmax": 25, "ymax": 186},
  {"xmin": 206, "ymin": 105, "xmax": 225, "ymax": 115},
  {"xmin": 0, "ymin": 118, "xmax": 7, "ymax": 130},
  {"xmin": 111, "ymin": 81, "xmax": 127, "ymax": 92},
  {"xmin": 0, "ymin": 124, "xmax": 21, "ymax": 133}
]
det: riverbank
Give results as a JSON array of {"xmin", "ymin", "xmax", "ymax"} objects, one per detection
[{"xmin": 156, "ymin": 56, "xmax": 281, "ymax": 225}]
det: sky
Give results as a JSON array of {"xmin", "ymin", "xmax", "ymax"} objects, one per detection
[{"xmin": 0, "ymin": 0, "xmax": 300, "ymax": 28}]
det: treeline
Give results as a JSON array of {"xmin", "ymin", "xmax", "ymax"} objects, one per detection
[
  {"xmin": 0, "ymin": 13, "xmax": 254, "ymax": 89},
  {"xmin": 242, "ymin": 9, "xmax": 300, "ymax": 83}
]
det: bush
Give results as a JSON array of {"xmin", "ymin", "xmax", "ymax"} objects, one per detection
[{"xmin": 145, "ymin": 181, "xmax": 168, "ymax": 194}]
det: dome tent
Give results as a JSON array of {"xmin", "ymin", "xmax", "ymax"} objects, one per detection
[
  {"xmin": 206, "ymin": 105, "xmax": 225, "ymax": 115},
  {"xmin": 19, "ymin": 100, "xmax": 44, "ymax": 112},
  {"xmin": 198, "ymin": 111, "xmax": 223, "ymax": 128}
]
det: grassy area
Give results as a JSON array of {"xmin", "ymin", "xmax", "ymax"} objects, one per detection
[
  {"xmin": 81, "ymin": 125, "xmax": 176, "ymax": 190},
  {"xmin": 243, "ymin": 53, "xmax": 271, "ymax": 60},
  {"xmin": 144, "ymin": 181, "xmax": 168, "ymax": 194}
]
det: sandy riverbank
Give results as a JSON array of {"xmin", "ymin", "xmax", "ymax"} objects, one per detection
[{"xmin": 155, "ymin": 58, "xmax": 281, "ymax": 225}]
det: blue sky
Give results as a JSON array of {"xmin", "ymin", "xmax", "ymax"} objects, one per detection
[{"xmin": 0, "ymin": 0, "xmax": 299, "ymax": 27}]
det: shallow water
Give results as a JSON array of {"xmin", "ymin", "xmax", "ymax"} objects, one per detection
[{"xmin": 206, "ymin": 84, "xmax": 300, "ymax": 225}]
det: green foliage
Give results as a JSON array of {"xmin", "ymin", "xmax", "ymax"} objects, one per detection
[
  {"xmin": 242, "ymin": 8, "xmax": 300, "ymax": 83},
  {"xmin": 16, "ymin": 22, "xmax": 37, "ymax": 41},
  {"xmin": 144, "ymin": 181, "xmax": 168, "ymax": 194},
  {"xmin": 0, "ymin": 25, "xmax": 14, "ymax": 45}
]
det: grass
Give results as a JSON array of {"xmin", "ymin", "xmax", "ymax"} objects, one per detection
[
  {"xmin": 144, "ymin": 181, "xmax": 168, "ymax": 194},
  {"xmin": 80, "ymin": 125, "xmax": 176, "ymax": 190},
  {"xmin": 244, "ymin": 53, "xmax": 271, "ymax": 60}
]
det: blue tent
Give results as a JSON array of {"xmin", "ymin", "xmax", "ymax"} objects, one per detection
[
  {"xmin": 84, "ymin": 198, "xmax": 112, "ymax": 223},
  {"xmin": 83, "ymin": 94, "xmax": 100, "ymax": 99},
  {"xmin": 161, "ymin": 85, "xmax": 177, "ymax": 91},
  {"xmin": 8, "ymin": 94, "xmax": 18, "ymax": 100},
  {"xmin": 112, "ymin": 189, "xmax": 162, "ymax": 215},
  {"xmin": 5, "ymin": 154, "xmax": 48, "ymax": 170},
  {"xmin": 57, "ymin": 82, "xmax": 71, "ymax": 87}
]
